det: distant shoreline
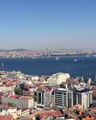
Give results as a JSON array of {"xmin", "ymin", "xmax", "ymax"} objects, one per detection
[{"xmin": 0, "ymin": 54, "xmax": 95, "ymax": 59}]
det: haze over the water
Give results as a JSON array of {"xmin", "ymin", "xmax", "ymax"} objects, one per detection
[{"xmin": 0, "ymin": 0, "xmax": 96, "ymax": 50}]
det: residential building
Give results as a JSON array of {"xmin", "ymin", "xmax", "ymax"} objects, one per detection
[
  {"xmin": 43, "ymin": 88, "xmax": 53, "ymax": 106},
  {"xmin": 47, "ymin": 72, "xmax": 70, "ymax": 85},
  {"xmin": 21, "ymin": 108, "xmax": 30, "ymax": 116},
  {"xmin": 0, "ymin": 84, "xmax": 16, "ymax": 93},
  {"xmin": 2, "ymin": 94, "xmax": 34, "ymax": 108},
  {"xmin": 73, "ymin": 88, "xmax": 93, "ymax": 109},
  {"xmin": 35, "ymin": 89, "xmax": 44, "ymax": 104}
]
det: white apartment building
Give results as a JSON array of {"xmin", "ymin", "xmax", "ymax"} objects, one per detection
[
  {"xmin": 47, "ymin": 72, "xmax": 70, "ymax": 85},
  {"xmin": 73, "ymin": 89, "xmax": 93, "ymax": 109}
]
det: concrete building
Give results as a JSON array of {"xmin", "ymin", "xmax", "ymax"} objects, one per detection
[
  {"xmin": 54, "ymin": 88, "xmax": 73, "ymax": 108},
  {"xmin": 43, "ymin": 88, "xmax": 53, "ymax": 106},
  {"xmin": 73, "ymin": 88, "xmax": 93, "ymax": 109},
  {"xmin": 2, "ymin": 94, "xmax": 34, "ymax": 108},
  {"xmin": 34, "ymin": 89, "xmax": 44, "ymax": 104},
  {"xmin": 35, "ymin": 87, "xmax": 54, "ymax": 106},
  {"xmin": 47, "ymin": 72, "xmax": 70, "ymax": 85}
]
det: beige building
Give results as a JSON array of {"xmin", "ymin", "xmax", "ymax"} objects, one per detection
[
  {"xmin": 0, "ymin": 84, "xmax": 16, "ymax": 93},
  {"xmin": 47, "ymin": 72, "xmax": 70, "ymax": 85},
  {"xmin": 2, "ymin": 94, "xmax": 34, "ymax": 108},
  {"xmin": 0, "ymin": 108, "xmax": 17, "ymax": 119}
]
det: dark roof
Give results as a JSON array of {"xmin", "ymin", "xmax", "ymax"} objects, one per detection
[{"xmin": 74, "ymin": 88, "xmax": 92, "ymax": 93}]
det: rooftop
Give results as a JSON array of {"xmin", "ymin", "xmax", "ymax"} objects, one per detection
[
  {"xmin": 74, "ymin": 88, "xmax": 92, "ymax": 93},
  {"xmin": 20, "ymin": 96, "xmax": 32, "ymax": 100},
  {"xmin": 0, "ymin": 115, "xmax": 13, "ymax": 120}
]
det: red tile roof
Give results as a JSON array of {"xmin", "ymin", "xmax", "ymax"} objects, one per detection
[
  {"xmin": 34, "ymin": 83, "xmax": 45, "ymax": 88},
  {"xmin": 0, "ymin": 115, "xmax": 13, "ymax": 120},
  {"xmin": 5, "ymin": 84, "xmax": 14, "ymax": 87},
  {"xmin": 9, "ymin": 94, "xmax": 20, "ymax": 99},
  {"xmin": 38, "ymin": 111, "xmax": 63, "ymax": 119},
  {"xmin": 20, "ymin": 96, "xmax": 32, "ymax": 100},
  {"xmin": 22, "ymin": 108, "xmax": 29, "ymax": 112},
  {"xmin": 0, "ymin": 103, "xmax": 10, "ymax": 109}
]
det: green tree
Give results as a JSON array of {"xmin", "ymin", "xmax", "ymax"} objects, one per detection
[
  {"xmin": 32, "ymin": 94, "xmax": 37, "ymax": 102},
  {"xmin": 14, "ymin": 87, "xmax": 22, "ymax": 95}
]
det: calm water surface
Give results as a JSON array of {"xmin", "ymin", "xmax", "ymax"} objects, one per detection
[{"xmin": 0, "ymin": 56, "xmax": 96, "ymax": 79}]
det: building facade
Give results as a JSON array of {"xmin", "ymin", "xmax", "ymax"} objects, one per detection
[
  {"xmin": 54, "ymin": 88, "xmax": 73, "ymax": 108},
  {"xmin": 73, "ymin": 89, "xmax": 93, "ymax": 109},
  {"xmin": 2, "ymin": 94, "xmax": 34, "ymax": 108},
  {"xmin": 47, "ymin": 73, "xmax": 70, "ymax": 85}
]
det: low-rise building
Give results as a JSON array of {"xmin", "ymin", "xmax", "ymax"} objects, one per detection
[
  {"xmin": 2, "ymin": 94, "xmax": 34, "ymax": 108},
  {"xmin": 0, "ymin": 84, "xmax": 16, "ymax": 93},
  {"xmin": 21, "ymin": 108, "xmax": 30, "ymax": 116}
]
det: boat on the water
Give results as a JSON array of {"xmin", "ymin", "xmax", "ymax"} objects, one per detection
[
  {"xmin": 74, "ymin": 59, "xmax": 77, "ymax": 62},
  {"xmin": 56, "ymin": 57, "xmax": 59, "ymax": 60}
]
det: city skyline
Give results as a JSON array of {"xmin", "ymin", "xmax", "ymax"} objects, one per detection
[{"xmin": 0, "ymin": 0, "xmax": 96, "ymax": 50}]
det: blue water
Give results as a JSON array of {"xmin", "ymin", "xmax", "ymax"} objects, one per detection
[{"xmin": 0, "ymin": 56, "xmax": 96, "ymax": 78}]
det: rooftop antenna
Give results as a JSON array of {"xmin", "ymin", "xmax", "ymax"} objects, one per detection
[{"xmin": 2, "ymin": 63, "xmax": 4, "ymax": 71}]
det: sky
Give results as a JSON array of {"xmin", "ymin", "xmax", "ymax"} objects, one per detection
[{"xmin": 0, "ymin": 0, "xmax": 96, "ymax": 50}]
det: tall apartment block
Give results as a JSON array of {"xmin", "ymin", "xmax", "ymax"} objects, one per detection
[
  {"xmin": 54, "ymin": 88, "xmax": 73, "ymax": 108},
  {"xmin": 73, "ymin": 89, "xmax": 93, "ymax": 109}
]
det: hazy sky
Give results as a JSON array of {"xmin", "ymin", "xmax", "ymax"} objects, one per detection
[{"xmin": 0, "ymin": 0, "xmax": 96, "ymax": 50}]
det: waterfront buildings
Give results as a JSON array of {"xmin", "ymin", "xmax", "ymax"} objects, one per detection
[
  {"xmin": 0, "ymin": 70, "xmax": 95, "ymax": 119},
  {"xmin": 0, "ymin": 49, "xmax": 96, "ymax": 58}
]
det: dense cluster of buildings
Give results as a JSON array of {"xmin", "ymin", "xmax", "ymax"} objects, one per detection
[
  {"xmin": 0, "ymin": 49, "xmax": 45, "ymax": 58},
  {"xmin": 0, "ymin": 71, "xmax": 96, "ymax": 120},
  {"xmin": 0, "ymin": 49, "xmax": 96, "ymax": 58}
]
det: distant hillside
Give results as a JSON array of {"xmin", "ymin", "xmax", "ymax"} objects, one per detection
[{"xmin": 0, "ymin": 48, "xmax": 29, "ymax": 51}]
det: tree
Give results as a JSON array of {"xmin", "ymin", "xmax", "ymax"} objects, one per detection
[
  {"xmin": 32, "ymin": 94, "xmax": 37, "ymax": 102},
  {"xmin": 14, "ymin": 87, "xmax": 22, "ymax": 95}
]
